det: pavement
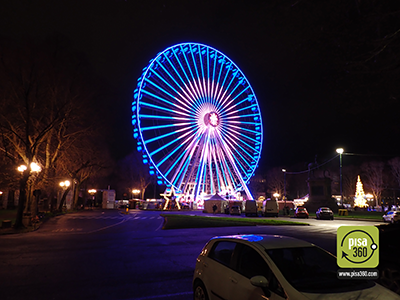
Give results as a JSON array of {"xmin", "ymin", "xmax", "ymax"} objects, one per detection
[{"xmin": 0, "ymin": 207, "xmax": 384, "ymax": 235}]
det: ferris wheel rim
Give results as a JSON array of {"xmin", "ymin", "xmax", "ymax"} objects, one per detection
[{"xmin": 133, "ymin": 42, "xmax": 263, "ymax": 196}]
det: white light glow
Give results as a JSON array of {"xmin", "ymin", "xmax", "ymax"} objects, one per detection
[{"xmin": 60, "ymin": 180, "xmax": 71, "ymax": 188}]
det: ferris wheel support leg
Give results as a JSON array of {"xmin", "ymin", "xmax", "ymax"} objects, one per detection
[{"xmin": 242, "ymin": 184, "xmax": 254, "ymax": 201}]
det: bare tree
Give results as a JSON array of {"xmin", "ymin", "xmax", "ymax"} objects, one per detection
[
  {"xmin": 361, "ymin": 161, "xmax": 385, "ymax": 207},
  {"xmin": 342, "ymin": 165, "xmax": 359, "ymax": 205},
  {"xmin": 57, "ymin": 136, "xmax": 111, "ymax": 211},
  {"xmin": 389, "ymin": 157, "xmax": 400, "ymax": 189},
  {"xmin": 248, "ymin": 173, "xmax": 267, "ymax": 200},
  {"xmin": 117, "ymin": 152, "xmax": 152, "ymax": 200},
  {"xmin": 265, "ymin": 167, "xmax": 285, "ymax": 198},
  {"xmin": 0, "ymin": 36, "xmax": 103, "ymax": 226}
]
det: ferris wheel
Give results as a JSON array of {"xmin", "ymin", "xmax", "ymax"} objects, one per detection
[{"xmin": 132, "ymin": 43, "xmax": 263, "ymax": 203}]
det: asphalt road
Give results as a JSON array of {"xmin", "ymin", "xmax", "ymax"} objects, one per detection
[{"xmin": 0, "ymin": 209, "xmax": 385, "ymax": 300}]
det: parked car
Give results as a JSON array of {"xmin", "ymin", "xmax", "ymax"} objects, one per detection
[
  {"xmin": 193, "ymin": 234, "xmax": 400, "ymax": 300},
  {"xmin": 262, "ymin": 198, "xmax": 279, "ymax": 217},
  {"xmin": 316, "ymin": 207, "xmax": 334, "ymax": 220},
  {"xmin": 230, "ymin": 205, "xmax": 241, "ymax": 215},
  {"xmin": 294, "ymin": 207, "xmax": 309, "ymax": 218},
  {"xmin": 382, "ymin": 210, "xmax": 400, "ymax": 224},
  {"xmin": 244, "ymin": 200, "xmax": 258, "ymax": 217}
]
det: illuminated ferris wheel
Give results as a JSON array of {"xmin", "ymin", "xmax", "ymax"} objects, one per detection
[{"xmin": 132, "ymin": 43, "xmax": 263, "ymax": 203}]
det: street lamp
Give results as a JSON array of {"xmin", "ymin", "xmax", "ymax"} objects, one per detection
[
  {"xmin": 17, "ymin": 162, "xmax": 41, "ymax": 173},
  {"xmin": 59, "ymin": 180, "xmax": 71, "ymax": 189},
  {"xmin": 30, "ymin": 162, "xmax": 41, "ymax": 172},
  {"xmin": 59, "ymin": 180, "xmax": 71, "ymax": 210},
  {"xmin": 88, "ymin": 189, "xmax": 96, "ymax": 209},
  {"xmin": 336, "ymin": 148, "xmax": 344, "ymax": 207},
  {"xmin": 366, "ymin": 193, "xmax": 373, "ymax": 207},
  {"xmin": 273, "ymin": 193, "xmax": 280, "ymax": 200},
  {"xmin": 17, "ymin": 165, "xmax": 27, "ymax": 172},
  {"xmin": 132, "ymin": 189, "xmax": 140, "ymax": 199},
  {"xmin": 282, "ymin": 169, "xmax": 287, "ymax": 215}
]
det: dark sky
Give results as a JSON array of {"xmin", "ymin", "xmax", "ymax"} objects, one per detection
[{"xmin": 1, "ymin": 0, "xmax": 399, "ymax": 171}]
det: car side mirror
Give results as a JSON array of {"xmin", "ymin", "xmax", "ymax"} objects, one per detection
[
  {"xmin": 250, "ymin": 276, "xmax": 271, "ymax": 297},
  {"xmin": 250, "ymin": 275, "xmax": 268, "ymax": 288}
]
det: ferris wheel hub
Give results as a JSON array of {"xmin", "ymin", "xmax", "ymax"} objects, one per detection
[{"xmin": 204, "ymin": 111, "xmax": 219, "ymax": 127}]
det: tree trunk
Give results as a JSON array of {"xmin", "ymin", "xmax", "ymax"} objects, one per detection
[
  {"xmin": 14, "ymin": 171, "xmax": 30, "ymax": 228},
  {"xmin": 58, "ymin": 187, "xmax": 72, "ymax": 211},
  {"xmin": 72, "ymin": 182, "xmax": 81, "ymax": 210}
]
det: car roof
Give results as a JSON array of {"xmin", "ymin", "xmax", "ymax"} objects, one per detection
[{"xmin": 210, "ymin": 234, "xmax": 315, "ymax": 250}]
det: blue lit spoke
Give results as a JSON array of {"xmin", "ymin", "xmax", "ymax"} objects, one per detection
[
  {"xmin": 145, "ymin": 124, "xmax": 196, "ymax": 144},
  {"xmin": 175, "ymin": 46, "xmax": 203, "ymax": 106},
  {"xmin": 147, "ymin": 70, "xmax": 194, "ymax": 111},
  {"xmin": 163, "ymin": 55, "xmax": 199, "ymax": 107},
  {"xmin": 141, "ymin": 122, "xmax": 193, "ymax": 132},
  {"xmin": 148, "ymin": 125, "xmax": 198, "ymax": 157},
  {"xmin": 216, "ymin": 69, "xmax": 239, "ymax": 111},
  {"xmin": 216, "ymin": 132, "xmax": 250, "ymax": 174},
  {"xmin": 140, "ymin": 100, "xmax": 186, "ymax": 117},
  {"xmin": 221, "ymin": 126, "xmax": 261, "ymax": 150},
  {"xmin": 220, "ymin": 126, "xmax": 260, "ymax": 153},
  {"xmin": 182, "ymin": 46, "xmax": 203, "ymax": 103},
  {"xmin": 139, "ymin": 114, "xmax": 190, "ymax": 120},
  {"xmin": 222, "ymin": 133, "xmax": 256, "ymax": 168},
  {"xmin": 225, "ymin": 123, "xmax": 263, "ymax": 136},
  {"xmin": 189, "ymin": 44, "xmax": 206, "ymax": 102},
  {"xmin": 222, "ymin": 103, "xmax": 257, "ymax": 116},
  {"xmin": 156, "ymin": 57, "xmax": 195, "ymax": 102},
  {"xmin": 198, "ymin": 45, "xmax": 207, "ymax": 103},
  {"xmin": 219, "ymin": 85, "xmax": 252, "ymax": 114}
]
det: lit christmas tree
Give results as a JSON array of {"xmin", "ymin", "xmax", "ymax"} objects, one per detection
[{"xmin": 354, "ymin": 175, "xmax": 368, "ymax": 208}]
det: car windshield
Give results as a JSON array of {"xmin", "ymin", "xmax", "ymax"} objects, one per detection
[{"xmin": 266, "ymin": 247, "xmax": 374, "ymax": 293}]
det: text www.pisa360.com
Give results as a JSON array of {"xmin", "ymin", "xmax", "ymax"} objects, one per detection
[{"xmin": 337, "ymin": 268, "xmax": 379, "ymax": 280}]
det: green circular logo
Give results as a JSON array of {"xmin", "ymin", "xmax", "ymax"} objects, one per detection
[{"xmin": 337, "ymin": 226, "xmax": 379, "ymax": 268}]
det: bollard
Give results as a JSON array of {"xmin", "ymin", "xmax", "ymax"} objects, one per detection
[{"xmin": 2, "ymin": 220, "xmax": 12, "ymax": 228}]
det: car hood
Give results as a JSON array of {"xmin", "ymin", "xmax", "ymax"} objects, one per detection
[{"xmin": 301, "ymin": 283, "xmax": 400, "ymax": 300}]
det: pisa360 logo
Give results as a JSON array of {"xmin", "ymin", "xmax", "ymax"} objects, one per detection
[{"xmin": 337, "ymin": 226, "xmax": 379, "ymax": 268}]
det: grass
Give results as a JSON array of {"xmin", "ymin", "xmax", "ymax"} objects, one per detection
[
  {"xmin": 306, "ymin": 210, "xmax": 383, "ymax": 220},
  {"xmin": 160, "ymin": 214, "xmax": 309, "ymax": 230},
  {"xmin": 340, "ymin": 210, "xmax": 383, "ymax": 219},
  {"xmin": 0, "ymin": 209, "xmax": 64, "ymax": 234}
]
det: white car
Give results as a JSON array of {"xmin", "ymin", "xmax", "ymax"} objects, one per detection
[
  {"xmin": 193, "ymin": 234, "xmax": 400, "ymax": 300},
  {"xmin": 382, "ymin": 211, "xmax": 400, "ymax": 223}
]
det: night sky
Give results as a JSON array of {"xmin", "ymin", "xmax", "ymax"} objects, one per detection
[{"xmin": 2, "ymin": 0, "xmax": 399, "ymax": 171}]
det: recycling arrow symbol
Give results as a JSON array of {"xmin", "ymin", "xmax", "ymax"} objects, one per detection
[{"xmin": 340, "ymin": 229, "xmax": 378, "ymax": 264}]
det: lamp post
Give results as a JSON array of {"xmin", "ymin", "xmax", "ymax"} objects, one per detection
[
  {"xmin": 132, "ymin": 189, "xmax": 140, "ymax": 199},
  {"xmin": 282, "ymin": 169, "xmax": 287, "ymax": 215},
  {"xmin": 18, "ymin": 162, "xmax": 42, "ymax": 216},
  {"xmin": 17, "ymin": 165, "xmax": 27, "ymax": 172},
  {"xmin": 59, "ymin": 180, "xmax": 71, "ymax": 189},
  {"xmin": 88, "ymin": 189, "xmax": 96, "ymax": 209},
  {"xmin": 336, "ymin": 148, "xmax": 344, "ymax": 207},
  {"xmin": 18, "ymin": 162, "xmax": 42, "ymax": 173},
  {"xmin": 59, "ymin": 180, "xmax": 71, "ymax": 210},
  {"xmin": 366, "ymin": 193, "xmax": 373, "ymax": 208},
  {"xmin": 273, "ymin": 193, "xmax": 280, "ymax": 201}
]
